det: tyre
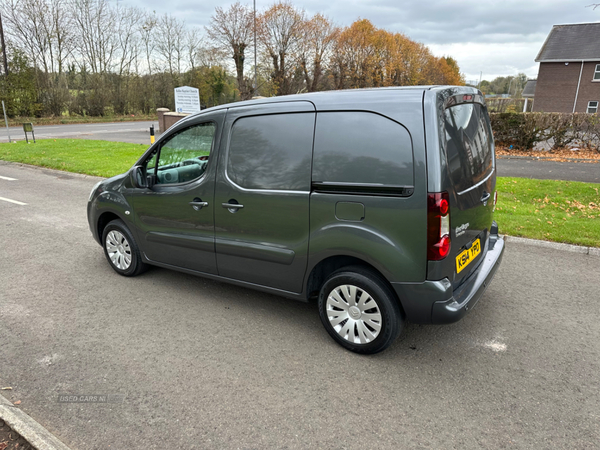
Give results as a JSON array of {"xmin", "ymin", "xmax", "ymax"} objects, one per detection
[
  {"xmin": 102, "ymin": 219, "xmax": 148, "ymax": 277},
  {"xmin": 318, "ymin": 266, "xmax": 403, "ymax": 354}
]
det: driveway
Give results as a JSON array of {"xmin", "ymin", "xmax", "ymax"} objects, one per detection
[
  {"xmin": 0, "ymin": 162, "xmax": 599, "ymax": 449},
  {"xmin": 497, "ymin": 156, "xmax": 600, "ymax": 183}
]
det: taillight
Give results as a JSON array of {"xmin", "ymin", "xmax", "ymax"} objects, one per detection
[
  {"xmin": 494, "ymin": 191, "xmax": 498, "ymax": 206},
  {"xmin": 427, "ymin": 192, "xmax": 451, "ymax": 261}
]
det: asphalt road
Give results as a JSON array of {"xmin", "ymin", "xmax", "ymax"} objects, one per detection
[
  {"xmin": 1, "ymin": 163, "xmax": 600, "ymax": 450},
  {"xmin": 497, "ymin": 157, "xmax": 600, "ymax": 183},
  {"xmin": 0, "ymin": 121, "xmax": 158, "ymax": 145}
]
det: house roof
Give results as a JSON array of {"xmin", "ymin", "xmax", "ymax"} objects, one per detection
[
  {"xmin": 522, "ymin": 80, "xmax": 536, "ymax": 97},
  {"xmin": 536, "ymin": 22, "xmax": 600, "ymax": 62}
]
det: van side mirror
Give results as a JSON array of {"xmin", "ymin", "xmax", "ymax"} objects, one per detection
[{"xmin": 132, "ymin": 166, "xmax": 147, "ymax": 189}]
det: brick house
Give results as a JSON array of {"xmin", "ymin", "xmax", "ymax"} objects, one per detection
[{"xmin": 533, "ymin": 23, "xmax": 600, "ymax": 113}]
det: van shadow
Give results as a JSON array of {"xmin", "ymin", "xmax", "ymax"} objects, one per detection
[{"xmin": 135, "ymin": 265, "xmax": 495, "ymax": 363}]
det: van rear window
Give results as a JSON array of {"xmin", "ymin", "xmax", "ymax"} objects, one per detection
[{"xmin": 444, "ymin": 103, "xmax": 493, "ymax": 193}]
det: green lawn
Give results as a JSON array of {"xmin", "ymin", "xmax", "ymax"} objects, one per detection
[
  {"xmin": 495, "ymin": 177, "xmax": 600, "ymax": 247},
  {"xmin": 0, "ymin": 139, "xmax": 598, "ymax": 247},
  {"xmin": 0, "ymin": 139, "xmax": 149, "ymax": 177}
]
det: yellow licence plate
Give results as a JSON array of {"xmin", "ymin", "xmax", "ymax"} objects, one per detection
[{"xmin": 456, "ymin": 238, "xmax": 481, "ymax": 274}]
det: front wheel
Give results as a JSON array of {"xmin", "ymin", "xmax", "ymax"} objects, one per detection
[
  {"xmin": 318, "ymin": 267, "xmax": 403, "ymax": 354},
  {"xmin": 102, "ymin": 219, "xmax": 148, "ymax": 277}
]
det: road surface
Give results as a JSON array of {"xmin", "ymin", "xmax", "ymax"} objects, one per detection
[
  {"xmin": 0, "ymin": 121, "xmax": 158, "ymax": 145},
  {"xmin": 0, "ymin": 162, "xmax": 599, "ymax": 449}
]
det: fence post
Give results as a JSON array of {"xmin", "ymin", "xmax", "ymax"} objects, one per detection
[{"xmin": 2, "ymin": 100, "xmax": 10, "ymax": 142}]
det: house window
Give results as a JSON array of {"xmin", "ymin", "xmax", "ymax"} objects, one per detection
[
  {"xmin": 594, "ymin": 64, "xmax": 600, "ymax": 80},
  {"xmin": 587, "ymin": 101, "xmax": 598, "ymax": 113}
]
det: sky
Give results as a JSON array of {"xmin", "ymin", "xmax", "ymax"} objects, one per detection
[{"xmin": 128, "ymin": 0, "xmax": 600, "ymax": 82}]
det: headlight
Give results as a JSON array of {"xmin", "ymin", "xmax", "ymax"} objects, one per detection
[{"xmin": 89, "ymin": 181, "xmax": 102, "ymax": 202}]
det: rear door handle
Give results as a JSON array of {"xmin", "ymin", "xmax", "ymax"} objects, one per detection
[
  {"xmin": 222, "ymin": 202, "xmax": 244, "ymax": 213},
  {"xmin": 481, "ymin": 191, "xmax": 491, "ymax": 205},
  {"xmin": 189, "ymin": 198, "xmax": 209, "ymax": 211}
]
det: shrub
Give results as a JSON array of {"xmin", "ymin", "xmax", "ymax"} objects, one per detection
[{"xmin": 489, "ymin": 112, "xmax": 600, "ymax": 152}]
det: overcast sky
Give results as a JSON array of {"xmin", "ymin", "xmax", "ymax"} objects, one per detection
[{"xmin": 129, "ymin": 0, "xmax": 600, "ymax": 82}]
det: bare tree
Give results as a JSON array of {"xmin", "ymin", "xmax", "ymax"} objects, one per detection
[
  {"xmin": 298, "ymin": 14, "xmax": 336, "ymax": 92},
  {"xmin": 139, "ymin": 11, "xmax": 157, "ymax": 75},
  {"xmin": 258, "ymin": 1, "xmax": 305, "ymax": 96},
  {"xmin": 114, "ymin": 4, "xmax": 142, "ymax": 76},
  {"xmin": 206, "ymin": 2, "xmax": 254, "ymax": 100},
  {"xmin": 185, "ymin": 28, "xmax": 203, "ymax": 71},
  {"xmin": 155, "ymin": 13, "xmax": 185, "ymax": 78},
  {"xmin": 1, "ymin": 0, "xmax": 75, "ymax": 74},
  {"xmin": 71, "ymin": 0, "xmax": 117, "ymax": 74}
]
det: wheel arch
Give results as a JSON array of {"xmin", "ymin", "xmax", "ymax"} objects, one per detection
[
  {"xmin": 305, "ymin": 255, "xmax": 403, "ymax": 308},
  {"xmin": 97, "ymin": 211, "xmax": 123, "ymax": 242}
]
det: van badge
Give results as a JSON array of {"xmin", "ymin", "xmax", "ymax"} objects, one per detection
[{"xmin": 455, "ymin": 223, "xmax": 470, "ymax": 237}]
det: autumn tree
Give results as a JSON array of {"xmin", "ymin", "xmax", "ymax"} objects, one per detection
[
  {"xmin": 331, "ymin": 19, "xmax": 383, "ymax": 89},
  {"xmin": 330, "ymin": 19, "xmax": 463, "ymax": 90},
  {"xmin": 206, "ymin": 2, "xmax": 254, "ymax": 100}
]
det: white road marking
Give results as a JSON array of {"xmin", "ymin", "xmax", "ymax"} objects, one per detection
[
  {"xmin": 0, "ymin": 175, "xmax": 17, "ymax": 181},
  {"xmin": 0, "ymin": 196, "xmax": 27, "ymax": 205},
  {"xmin": 481, "ymin": 339, "xmax": 507, "ymax": 352}
]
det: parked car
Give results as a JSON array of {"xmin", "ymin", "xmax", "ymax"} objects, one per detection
[{"xmin": 87, "ymin": 86, "xmax": 505, "ymax": 354}]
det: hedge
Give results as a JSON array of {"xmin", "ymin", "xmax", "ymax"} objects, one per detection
[{"xmin": 489, "ymin": 112, "xmax": 600, "ymax": 152}]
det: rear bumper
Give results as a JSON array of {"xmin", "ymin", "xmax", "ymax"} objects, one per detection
[{"xmin": 392, "ymin": 233, "xmax": 505, "ymax": 324}]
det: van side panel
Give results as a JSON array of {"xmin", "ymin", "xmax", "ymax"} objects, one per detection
[
  {"xmin": 308, "ymin": 193, "xmax": 425, "ymax": 282},
  {"xmin": 307, "ymin": 90, "xmax": 428, "ymax": 284}
]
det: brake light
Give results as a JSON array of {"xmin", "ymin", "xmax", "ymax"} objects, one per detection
[
  {"xmin": 463, "ymin": 95, "xmax": 473, "ymax": 101},
  {"xmin": 427, "ymin": 192, "xmax": 451, "ymax": 261}
]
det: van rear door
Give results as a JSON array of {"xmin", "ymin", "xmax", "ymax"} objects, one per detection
[{"xmin": 442, "ymin": 97, "xmax": 496, "ymax": 287}]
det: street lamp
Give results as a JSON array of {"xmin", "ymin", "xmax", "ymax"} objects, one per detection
[{"xmin": 253, "ymin": 0, "xmax": 257, "ymax": 94}]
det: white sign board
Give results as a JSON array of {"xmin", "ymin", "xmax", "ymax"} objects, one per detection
[{"xmin": 174, "ymin": 86, "xmax": 201, "ymax": 114}]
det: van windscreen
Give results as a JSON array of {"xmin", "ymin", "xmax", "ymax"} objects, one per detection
[{"xmin": 444, "ymin": 103, "xmax": 493, "ymax": 193}]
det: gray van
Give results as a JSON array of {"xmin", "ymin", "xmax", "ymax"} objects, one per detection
[{"xmin": 87, "ymin": 86, "xmax": 504, "ymax": 354}]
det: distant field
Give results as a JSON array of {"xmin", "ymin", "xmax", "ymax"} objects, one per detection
[{"xmin": 1, "ymin": 139, "xmax": 598, "ymax": 247}]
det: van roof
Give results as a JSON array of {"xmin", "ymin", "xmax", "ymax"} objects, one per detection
[{"xmin": 185, "ymin": 85, "xmax": 479, "ymax": 118}]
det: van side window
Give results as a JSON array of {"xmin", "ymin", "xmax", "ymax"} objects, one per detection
[
  {"xmin": 312, "ymin": 112, "xmax": 414, "ymax": 186},
  {"xmin": 227, "ymin": 113, "xmax": 314, "ymax": 190},
  {"xmin": 154, "ymin": 122, "xmax": 216, "ymax": 185}
]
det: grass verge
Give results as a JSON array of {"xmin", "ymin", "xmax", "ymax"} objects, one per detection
[
  {"xmin": 0, "ymin": 139, "xmax": 148, "ymax": 177},
  {"xmin": 496, "ymin": 177, "xmax": 600, "ymax": 247},
  {"xmin": 0, "ymin": 139, "xmax": 598, "ymax": 247}
]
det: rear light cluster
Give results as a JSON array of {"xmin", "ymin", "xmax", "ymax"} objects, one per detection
[{"xmin": 427, "ymin": 192, "xmax": 450, "ymax": 261}]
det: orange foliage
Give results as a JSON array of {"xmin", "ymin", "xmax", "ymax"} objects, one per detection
[{"xmin": 331, "ymin": 19, "xmax": 464, "ymax": 89}]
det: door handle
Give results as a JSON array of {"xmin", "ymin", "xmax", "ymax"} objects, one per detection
[
  {"xmin": 189, "ymin": 198, "xmax": 209, "ymax": 211},
  {"xmin": 222, "ymin": 201, "xmax": 244, "ymax": 213},
  {"xmin": 480, "ymin": 191, "xmax": 491, "ymax": 205}
]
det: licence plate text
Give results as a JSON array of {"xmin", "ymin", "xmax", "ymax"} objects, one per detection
[{"xmin": 456, "ymin": 238, "xmax": 481, "ymax": 274}]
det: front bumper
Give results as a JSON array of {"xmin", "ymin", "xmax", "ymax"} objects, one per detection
[{"xmin": 392, "ymin": 233, "xmax": 505, "ymax": 324}]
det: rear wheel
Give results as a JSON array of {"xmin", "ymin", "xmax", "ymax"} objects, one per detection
[
  {"xmin": 102, "ymin": 219, "xmax": 148, "ymax": 277},
  {"xmin": 318, "ymin": 266, "xmax": 403, "ymax": 354}
]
